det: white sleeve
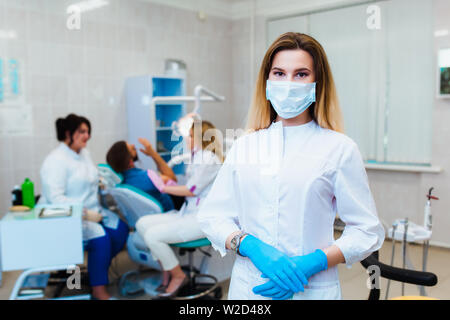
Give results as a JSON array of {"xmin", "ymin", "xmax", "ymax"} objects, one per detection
[
  {"xmin": 197, "ymin": 144, "xmax": 241, "ymax": 257},
  {"xmin": 186, "ymin": 152, "xmax": 221, "ymax": 196},
  {"xmin": 333, "ymin": 141, "xmax": 385, "ymax": 267},
  {"xmin": 40, "ymin": 156, "xmax": 72, "ymax": 204}
]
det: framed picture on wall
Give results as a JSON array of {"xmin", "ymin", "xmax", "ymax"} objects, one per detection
[{"xmin": 438, "ymin": 48, "xmax": 450, "ymax": 98}]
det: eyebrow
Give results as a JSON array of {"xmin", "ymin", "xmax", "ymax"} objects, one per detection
[{"xmin": 271, "ymin": 67, "xmax": 311, "ymax": 72}]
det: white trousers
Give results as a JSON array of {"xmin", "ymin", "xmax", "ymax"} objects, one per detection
[{"xmin": 135, "ymin": 212, "xmax": 205, "ymax": 271}]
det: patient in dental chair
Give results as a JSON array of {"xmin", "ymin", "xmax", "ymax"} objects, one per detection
[{"xmin": 106, "ymin": 138, "xmax": 179, "ymax": 212}]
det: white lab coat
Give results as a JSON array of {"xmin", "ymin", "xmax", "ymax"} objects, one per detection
[
  {"xmin": 197, "ymin": 120, "xmax": 385, "ymax": 300},
  {"xmin": 134, "ymin": 148, "xmax": 222, "ymax": 270},
  {"xmin": 39, "ymin": 143, "xmax": 119, "ymax": 241},
  {"xmin": 178, "ymin": 148, "xmax": 222, "ymax": 216}
]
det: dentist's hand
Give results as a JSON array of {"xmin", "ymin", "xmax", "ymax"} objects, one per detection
[
  {"xmin": 239, "ymin": 235, "xmax": 308, "ymax": 293},
  {"xmin": 253, "ymin": 249, "xmax": 328, "ymax": 299},
  {"xmin": 160, "ymin": 174, "xmax": 171, "ymax": 184},
  {"xmin": 253, "ymin": 274, "xmax": 294, "ymax": 300},
  {"xmin": 82, "ymin": 209, "xmax": 103, "ymax": 223},
  {"xmin": 160, "ymin": 174, "xmax": 178, "ymax": 186}
]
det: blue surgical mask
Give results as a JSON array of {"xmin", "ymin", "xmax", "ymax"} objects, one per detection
[{"xmin": 266, "ymin": 80, "xmax": 316, "ymax": 119}]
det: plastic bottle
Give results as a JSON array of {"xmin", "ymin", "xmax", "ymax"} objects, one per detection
[
  {"xmin": 11, "ymin": 185, "xmax": 22, "ymax": 206},
  {"xmin": 21, "ymin": 178, "xmax": 35, "ymax": 208}
]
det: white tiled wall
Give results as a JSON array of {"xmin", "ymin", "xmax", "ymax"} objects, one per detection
[
  {"xmin": 0, "ymin": 0, "xmax": 233, "ymax": 214},
  {"xmin": 364, "ymin": 0, "xmax": 450, "ymax": 248},
  {"xmin": 2, "ymin": 0, "xmax": 450, "ymax": 249}
]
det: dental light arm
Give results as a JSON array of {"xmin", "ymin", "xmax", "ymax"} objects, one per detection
[
  {"xmin": 149, "ymin": 84, "xmax": 226, "ymax": 170},
  {"xmin": 194, "ymin": 85, "xmax": 225, "ymax": 114},
  {"xmin": 150, "ymin": 84, "xmax": 225, "ymax": 138},
  {"xmin": 150, "ymin": 85, "xmax": 225, "ymax": 115}
]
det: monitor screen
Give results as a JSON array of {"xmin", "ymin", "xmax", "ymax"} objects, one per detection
[{"xmin": 438, "ymin": 48, "xmax": 450, "ymax": 97}]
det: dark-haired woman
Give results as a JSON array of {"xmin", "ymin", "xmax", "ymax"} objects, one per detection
[{"xmin": 39, "ymin": 114, "xmax": 129, "ymax": 300}]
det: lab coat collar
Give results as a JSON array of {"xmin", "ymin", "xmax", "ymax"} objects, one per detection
[
  {"xmin": 269, "ymin": 119, "xmax": 316, "ymax": 130},
  {"xmin": 59, "ymin": 142, "xmax": 82, "ymax": 160},
  {"xmin": 263, "ymin": 119, "xmax": 316, "ymax": 175},
  {"xmin": 268, "ymin": 120, "xmax": 283, "ymax": 131}
]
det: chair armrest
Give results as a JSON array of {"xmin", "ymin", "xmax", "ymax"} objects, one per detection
[{"xmin": 360, "ymin": 252, "xmax": 438, "ymax": 287}]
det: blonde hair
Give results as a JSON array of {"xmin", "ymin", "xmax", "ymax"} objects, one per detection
[
  {"xmin": 246, "ymin": 32, "xmax": 344, "ymax": 133},
  {"xmin": 192, "ymin": 119, "xmax": 224, "ymax": 163}
]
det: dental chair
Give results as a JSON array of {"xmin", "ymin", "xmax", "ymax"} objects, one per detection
[
  {"xmin": 97, "ymin": 164, "xmax": 222, "ymax": 300},
  {"xmin": 106, "ymin": 184, "xmax": 163, "ymax": 297},
  {"xmin": 360, "ymin": 251, "xmax": 438, "ymax": 300}
]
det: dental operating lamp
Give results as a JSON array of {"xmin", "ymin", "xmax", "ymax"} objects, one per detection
[
  {"xmin": 149, "ymin": 85, "xmax": 225, "ymax": 168},
  {"xmin": 150, "ymin": 84, "xmax": 225, "ymax": 138}
]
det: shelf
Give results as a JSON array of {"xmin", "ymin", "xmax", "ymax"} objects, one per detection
[
  {"xmin": 156, "ymin": 127, "xmax": 172, "ymax": 131},
  {"xmin": 126, "ymin": 75, "xmax": 186, "ymax": 176},
  {"xmin": 365, "ymin": 163, "xmax": 443, "ymax": 173},
  {"xmin": 154, "ymin": 101, "xmax": 186, "ymax": 106}
]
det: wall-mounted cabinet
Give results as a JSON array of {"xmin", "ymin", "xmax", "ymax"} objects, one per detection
[{"xmin": 125, "ymin": 75, "xmax": 186, "ymax": 176}]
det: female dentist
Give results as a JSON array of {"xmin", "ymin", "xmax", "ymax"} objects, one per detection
[
  {"xmin": 39, "ymin": 114, "xmax": 129, "ymax": 300},
  {"xmin": 135, "ymin": 118, "xmax": 223, "ymax": 298},
  {"xmin": 197, "ymin": 32, "xmax": 385, "ymax": 300}
]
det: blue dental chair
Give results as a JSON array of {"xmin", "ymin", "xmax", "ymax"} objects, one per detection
[{"xmin": 97, "ymin": 164, "xmax": 222, "ymax": 300}]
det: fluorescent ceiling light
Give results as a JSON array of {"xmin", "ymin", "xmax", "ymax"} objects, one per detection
[
  {"xmin": 68, "ymin": 0, "xmax": 109, "ymax": 13},
  {"xmin": 434, "ymin": 29, "xmax": 449, "ymax": 38}
]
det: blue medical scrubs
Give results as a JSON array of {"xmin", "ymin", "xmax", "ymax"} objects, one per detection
[
  {"xmin": 83, "ymin": 214, "xmax": 129, "ymax": 287},
  {"xmin": 122, "ymin": 168, "xmax": 175, "ymax": 212}
]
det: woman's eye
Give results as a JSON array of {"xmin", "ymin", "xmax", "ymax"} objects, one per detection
[
  {"xmin": 296, "ymin": 72, "xmax": 308, "ymax": 78},
  {"xmin": 274, "ymin": 71, "xmax": 284, "ymax": 77}
]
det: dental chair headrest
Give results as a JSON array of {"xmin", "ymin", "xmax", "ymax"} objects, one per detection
[
  {"xmin": 98, "ymin": 163, "xmax": 124, "ymax": 188},
  {"xmin": 107, "ymin": 184, "xmax": 164, "ymax": 228}
]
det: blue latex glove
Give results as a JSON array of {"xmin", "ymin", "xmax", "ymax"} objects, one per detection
[
  {"xmin": 239, "ymin": 235, "xmax": 308, "ymax": 293},
  {"xmin": 253, "ymin": 249, "xmax": 328, "ymax": 299},
  {"xmin": 255, "ymin": 274, "xmax": 294, "ymax": 300}
]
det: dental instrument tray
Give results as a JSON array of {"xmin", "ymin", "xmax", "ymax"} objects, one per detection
[{"xmin": 38, "ymin": 206, "xmax": 72, "ymax": 219}]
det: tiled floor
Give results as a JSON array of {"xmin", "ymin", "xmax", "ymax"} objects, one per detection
[{"xmin": 1, "ymin": 239, "xmax": 449, "ymax": 300}]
